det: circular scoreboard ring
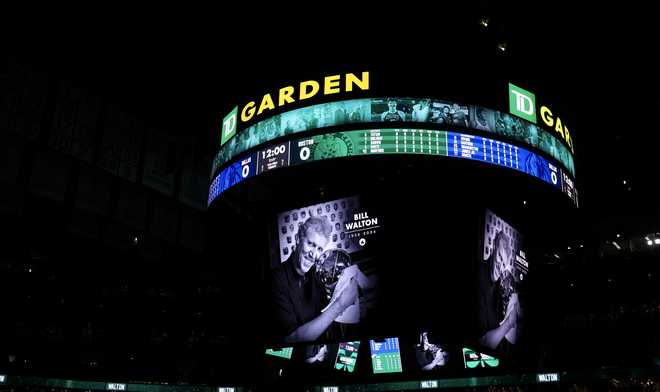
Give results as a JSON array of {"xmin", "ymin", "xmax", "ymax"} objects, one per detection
[
  {"xmin": 211, "ymin": 98, "xmax": 576, "ymax": 181},
  {"xmin": 208, "ymin": 128, "xmax": 578, "ymax": 208}
]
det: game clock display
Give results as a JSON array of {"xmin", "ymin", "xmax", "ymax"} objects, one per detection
[
  {"xmin": 209, "ymin": 128, "xmax": 578, "ymax": 207},
  {"xmin": 257, "ymin": 142, "xmax": 290, "ymax": 174}
]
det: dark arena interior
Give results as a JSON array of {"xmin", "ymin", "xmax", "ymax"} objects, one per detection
[{"xmin": 1, "ymin": 5, "xmax": 659, "ymax": 392}]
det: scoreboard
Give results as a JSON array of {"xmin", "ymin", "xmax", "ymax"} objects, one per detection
[
  {"xmin": 211, "ymin": 98, "xmax": 576, "ymax": 181},
  {"xmin": 208, "ymin": 129, "xmax": 578, "ymax": 207},
  {"xmin": 370, "ymin": 338, "xmax": 403, "ymax": 374},
  {"xmin": 292, "ymin": 129, "xmax": 447, "ymax": 162}
]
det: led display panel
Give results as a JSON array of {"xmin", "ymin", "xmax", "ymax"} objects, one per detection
[
  {"xmin": 462, "ymin": 347, "xmax": 500, "ymax": 369},
  {"xmin": 335, "ymin": 341, "xmax": 361, "ymax": 372},
  {"xmin": 370, "ymin": 338, "xmax": 403, "ymax": 374},
  {"xmin": 211, "ymin": 98, "xmax": 575, "ymax": 178},
  {"xmin": 208, "ymin": 129, "xmax": 577, "ymax": 207},
  {"xmin": 477, "ymin": 210, "xmax": 528, "ymax": 361},
  {"xmin": 414, "ymin": 331, "xmax": 449, "ymax": 372},
  {"xmin": 265, "ymin": 347, "xmax": 294, "ymax": 360},
  {"xmin": 268, "ymin": 196, "xmax": 383, "ymax": 345}
]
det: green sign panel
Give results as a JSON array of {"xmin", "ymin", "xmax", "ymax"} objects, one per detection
[
  {"xmin": 212, "ymin": 98, "xmax": 576, "ymax": 181},
  {"xmin": 508, "ymin": 83, "xmax": 537, "ymax": 124},
  {"xmin": 220, "ymin": 106, "xmax": 238, "ymax": 146},
  {"xmin": 462, "ymin": 347, "xmax": 499, "ymax": 369},
  {"xmin": 335, "ymin": 341, "xmax": 361, "ymax": 372},
  {"xmin": 265, "ymin": 347, "xmax": 293, "ymax": 360},
  {"xmin": 292, "ymin": 129, "xmax": 448, "ymax": 164}
]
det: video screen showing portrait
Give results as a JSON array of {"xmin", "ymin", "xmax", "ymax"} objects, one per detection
[
  {"xmin": 412, "ymin": 331, "xmax": 450, "ymax": 372},
  {"xmin": 428, "ymin": 100, "xmax": 469, "ymax": 127},
  {"xmin": 268, "ymin": 195, "xmax": 383, "ymax": 345},
  {"xmin": 371, "ymin": 98, "xmax": 413, "ymax": 122},
  {"xmin": 281, "ymin": 99, "xmax": 371, "ymax": 135},
  {"xmin": 469, "ymin": 105, "xmax": 496, "ymax": 132},
  {"xmin": 477, "ymin": 210, "xmax": 528, "ymax": 359},
  {"xmin": 394, "ymin": 331, "xmax": 462, "ymax": 377}
]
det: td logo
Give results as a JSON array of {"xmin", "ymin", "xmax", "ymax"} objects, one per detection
[
  {"xmin": 220, "ymin": 106, "xmax": 238, "ymax": 146},
  {"xmin": 509, "ymin": 83, "xmax": 537, "ymax": 123}
]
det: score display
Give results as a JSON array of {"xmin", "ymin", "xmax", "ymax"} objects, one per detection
[
  {"xmin": 370, "ymin": 338, "xmax": 403, "ymax": 374},
  {"xmin": 212, "ymin": 98, "xmax": 576, "ymax": 180},
  {"xmin": 257, "ymin": 143, "xmax": 290, "ymax": 173},
  {"xmin": 208, "ymin": 128, "xmax": 578, "ymax": 207},
  {"xmin": 446, "ymin": 132, "xmax": 563, "ymax": 193},
  {"xmin": 291, "ymin": 129, "xmax": 447, "ymax": 165}
]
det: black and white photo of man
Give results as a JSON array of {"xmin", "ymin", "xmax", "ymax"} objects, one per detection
[
  {"xmin": 450, "ymin": 103, "xmax": 469, "ymax": 127},
  {"xmin": 271, "ymin": 216, "xmax": 360, "ymax": 343},
  {"xmin": 430, "ymin": 104, "xmax": 452, "ymax": 124},
  {"xmin": 380, "ymin": 99, "xmax": 406, "ymax": 121},
  {"xmin": 412, "ymin": 99, "xmax": 432, "ymax": 122},
  {"xmin": 478, "ymin": 209, "xmax": 527, "ymax": 359},
  {"xmin": 304, "ymin": 344, "xmax": 329, "ymax": 364},
  {"xmin": 469, "ymin": 106, "xmax": 495, "ymax": 131},
  {"xmin": 270, "ymin": 196, "xmax": 382, "ymax": 344},
  {"xmin": 415, "ymin": 331, "xmax": 448, "ymax": 371},
  {"xmin": 478, "ymin": 228, "xmax": 521, "ymax": 351}
]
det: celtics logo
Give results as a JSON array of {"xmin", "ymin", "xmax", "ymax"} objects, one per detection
[{"xmin": 312, "ymin": 133, "xmax": 354, "ymax": 160}]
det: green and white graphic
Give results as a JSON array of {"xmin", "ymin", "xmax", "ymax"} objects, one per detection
[
  {"xmin": 265, "ymin": 347, "xmax": 293, "ymax": 360},
  {"xmin": 291, "ymin": 129, "xmax": 448, "ymax": 165},
  {"xmin": 462, "ymin": 347, "xmax": 499, "ymax": 368},
  {"xmin": 335, "ymin": 341, "xmax": 361, "ymax": 372},
  {"xmin": 220, "ymin": 106, "xmax": 238, "ymax": 146},
  {"xmin": 212, "ymin": 98, "xmax": 575, "ymax": 181},
  {"xmin": 509, "ymin": 83, "xmax": 537, "ymax": 124}
]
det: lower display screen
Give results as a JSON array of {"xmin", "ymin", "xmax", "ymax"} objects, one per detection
[
  {"xmin": 370, "ymin": 338, "xmax": 403, "ymax": 374},
  {"xmin": 414, "ymin": 331, "xmax": 449, "ymax": 372},
  {"xmin": 262, "ymin": 339, "xmax": 497, "ymax": 380},
  {"xmin": 265, "ymin": 347, "xmax": 294, "ymax": 360},
  {"xmin": 462, "ymin": 347, "xmax": 500, "ymax": 369},
  {"xmin": 335, "ymin": 341, "xmax": 361, "ymax": 372},
  {"xmin": 208, "ymin": 129, "xmax": 578, "ymax": 207}
]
